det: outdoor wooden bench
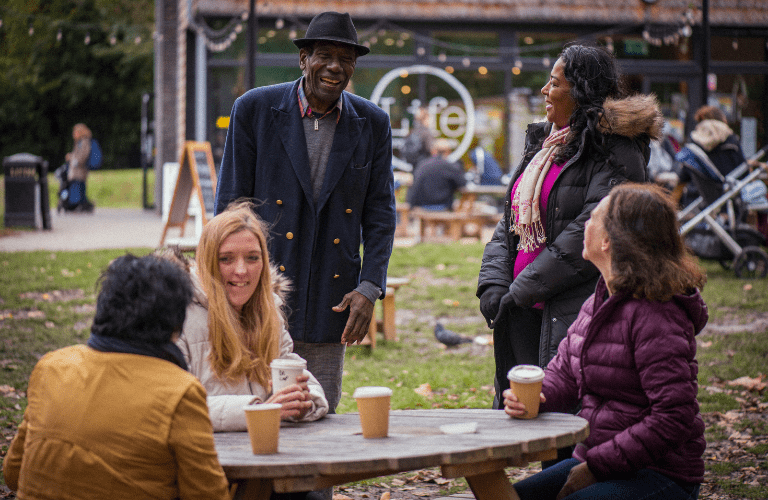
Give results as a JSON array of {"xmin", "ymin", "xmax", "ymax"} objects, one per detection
[
  {"xmin": 361, "ymin": 277, "xmax": 410, "ymax": 348},
  {"xmin": 410, "ymin": 208, "xmax": 498, "ymax": 242},
  {"xmin": 395, "ymin": 202, "xmax": 411, "ymax": 237}
]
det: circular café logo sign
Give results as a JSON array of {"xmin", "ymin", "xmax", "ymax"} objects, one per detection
[{"xmin": 370, "ymin": 65, "xmax": 475, "ymax": 166}]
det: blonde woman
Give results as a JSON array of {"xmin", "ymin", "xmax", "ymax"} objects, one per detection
[{"xmin": 176, "ymin": 201, "xmax": 328, "ymax": 432}]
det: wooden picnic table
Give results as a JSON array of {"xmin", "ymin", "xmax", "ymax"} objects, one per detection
[
  {"xmin": 457, "ymin": 184, "xmax": 508, "ymax": 212},
  {"xmin": 217, "ymin": 408, "xmax": 589, "ymax": 500}
]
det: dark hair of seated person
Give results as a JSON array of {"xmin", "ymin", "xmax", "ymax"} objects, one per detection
[{"xmin": 90, "ymin": 254, "xmax": 194, "ymax": 343}]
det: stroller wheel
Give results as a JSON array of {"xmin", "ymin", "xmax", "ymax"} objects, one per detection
[{"xmin": 733, "ymin": 246, "xmax": 768, "ymax": 279}]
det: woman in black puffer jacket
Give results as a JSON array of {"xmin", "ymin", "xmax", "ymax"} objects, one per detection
[{"xmin": 477, "ymin": 44, "xmax": 662, "ymax": 408}]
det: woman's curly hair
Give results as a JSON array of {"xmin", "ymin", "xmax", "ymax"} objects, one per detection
[
  {"xmin": 554, "ymin": 44, "xmax": 625, "ymax": 164},
  {"xmin": 91, "ymin": 254, "xmax": 193, "ymax": 342}
]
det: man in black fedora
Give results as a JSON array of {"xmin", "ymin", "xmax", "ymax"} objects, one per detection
[{"xmin": 215, "ymin": 12, "xmax": 395, "ymax": 415}]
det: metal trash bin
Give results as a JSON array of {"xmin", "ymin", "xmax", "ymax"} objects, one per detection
[{"xmin": 3, "ymin": 153, "xmax": 52, "ymax": 230}]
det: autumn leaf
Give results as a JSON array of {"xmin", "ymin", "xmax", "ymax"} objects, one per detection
[
  {"xmin": 414, "ymin": 383, "xmax": 433, "ymax": 398},
  {"xmin": 727, "ymin": 375, "xmax": 766, "ymax": 392}
]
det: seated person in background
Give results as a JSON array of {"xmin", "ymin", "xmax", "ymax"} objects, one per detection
[
  {"xmin": 407, "ymin": 138, "xmax": 467, "ymax": 210},
  {"xmin": 3, "ymin": 254, "xmax": 230, "ymax": 499},
  {"xmin": 505, "ymin": 183, "xmax": 707, "ymax": 500},
  {"xmin": 673, "ymin": 105, "xmax": 748, "ymax": 205},
  {"xmin": 176, "ymin": 200, "xmax": 328, "ymax": 432},
  {"xmin": 469, "ymin": 146, "xmax": 504, "ymax": 185}
]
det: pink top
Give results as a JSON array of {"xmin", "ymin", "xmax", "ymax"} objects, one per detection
[{"xmin": 511, "ymin": 163, "xmax": 564, "ymax": 309}]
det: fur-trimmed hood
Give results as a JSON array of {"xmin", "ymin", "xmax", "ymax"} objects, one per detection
[{"xmin": 599, "ymin": 94, "xmax": 664, "ymax": 141}]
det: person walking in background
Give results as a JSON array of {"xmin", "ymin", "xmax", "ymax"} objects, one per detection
[
  {"xmin": 406, "ymin": 138, "xmax": 467, "ymax": 210},
  {"xmin": 214, "ymin": 12, "xmax": 395, "ymax": 414},
  {"xmin": 174, "ymin": 202, "xmax": 328, "ymax": 433},
  {"xmin": 56, "ymin": 123, "xmax": 96, "ymax": 212},
  {"xmin": 504, "ymin": 183, "xmax": 707, "ymax": 500},
  {"xmin": 477, "ymin": 44, "xmax": 662, "ymax": 414},
  {"xmin": 3, "ymin": 254, "xmax": 230, "ymax": 499}
]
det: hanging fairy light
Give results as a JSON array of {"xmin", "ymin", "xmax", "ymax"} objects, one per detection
[
  {"xmin": 57, "ymin": 29, "xmax": 63, "ymax": 42},
  {"xmin": 462, "ymin": 57, "xmax": 471, "ymax": 67},
  {"xmin": 732, "ymin": 38, "xmax": 738, "ymax": 50},
  {"xmin": 275, "ymin": 18, "xmax": 284, "ymax": 30},
  {"xmin": 84, "ymin": 32, "xmax": 90, "ymax": 45},
  {"xmin": 437, "ymin": 52, "xmax": 447, "ymax": 62}
]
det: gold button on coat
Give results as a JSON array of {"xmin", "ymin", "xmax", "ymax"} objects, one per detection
[
  {"xmin": 286, "ymin": 232, "xmax": 294, "ymax": 239},
  {"xmin": 334, "ymin": 238, "xmax": 340, "ymax": 244},
  {"xmin": 277, "ymin": 200, "xmax": 283, "ymax": 205},
  {"xmin": 279, "ymin": 265, "xmax": 285, "ymax": 271},
  {"xmin": 345, "ymin": 209, "xmax": 352, "ymax": 213},
  {"xmin": 333, "ymin": 274, "xmax": 340, "ymax": 278}
]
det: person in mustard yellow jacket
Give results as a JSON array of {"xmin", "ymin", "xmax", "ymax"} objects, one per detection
[{"xmin": 2, "ymin": 254, "xmax": 230, "ymax": 499}]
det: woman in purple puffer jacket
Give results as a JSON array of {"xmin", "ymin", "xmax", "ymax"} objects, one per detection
[{"xmin": 504, "ymin": 183, "xmax": 707, "ymax": 500}]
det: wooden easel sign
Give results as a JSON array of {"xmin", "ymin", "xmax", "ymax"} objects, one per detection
[{"xmin": 159, "ymin": 141, "xmax": 218, "ymax": 247}]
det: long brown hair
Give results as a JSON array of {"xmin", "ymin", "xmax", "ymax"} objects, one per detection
[
  {"xmin": 196, "ymin": 200, "xmax": 282, "ymax": 386},
  {"xmin": 604, "ymin": 183, "xmax": 706, "ymax": 301}
]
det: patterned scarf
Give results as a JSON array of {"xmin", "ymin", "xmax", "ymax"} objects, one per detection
[{"xmin": 511, "ymin": 125, "xmax": 570, "ymax": 252}]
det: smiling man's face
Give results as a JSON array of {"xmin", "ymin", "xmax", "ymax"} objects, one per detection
[{"xmin": 299, "ymin": 41, "xmax": 357, "ymax": 114}]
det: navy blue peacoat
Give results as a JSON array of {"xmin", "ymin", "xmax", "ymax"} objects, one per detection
[{"xmin": 215, "ymin": 79, "xmax": 396, "ymax": 344}]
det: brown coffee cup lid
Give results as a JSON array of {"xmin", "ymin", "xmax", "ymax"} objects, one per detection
[{"xmin": 507, "ymin": 364, "xmax": 545, "ymax": 383}]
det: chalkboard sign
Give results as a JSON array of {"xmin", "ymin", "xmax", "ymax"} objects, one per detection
[{"xmin": 159, "ymin": 141, "xmax": 218, "ymax": 247}]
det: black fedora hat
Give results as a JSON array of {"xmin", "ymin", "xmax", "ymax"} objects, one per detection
[{"xmin": 293, "ymin": 12, "xmax": 370, "ymax": 56}]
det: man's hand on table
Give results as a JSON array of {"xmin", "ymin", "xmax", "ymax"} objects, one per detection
[{"xmin": 333, "ymin": 290, "xmax": 374, "ymax": 345}]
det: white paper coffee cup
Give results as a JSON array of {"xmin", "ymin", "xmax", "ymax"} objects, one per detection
[{"xmin": 270, "ymin": 358, "xmax": 307, "ymax": 393}]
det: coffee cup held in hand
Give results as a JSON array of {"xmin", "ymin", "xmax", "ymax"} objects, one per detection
[
  {"xmin": 243, "ymin": 403, "xmax": 282, "ymax": 454},
  {"xmin": 270, "ymin": 358, "xmax": 307, "ymax": 393},
  {"xmin": 353, "ymin": 386, "xmax": 393, "ymax": 438},
  {"xmin": 507, "ymin": 365, "xmax": 545, "ymax": 419}
]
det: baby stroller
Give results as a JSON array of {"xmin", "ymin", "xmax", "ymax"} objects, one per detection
[
  {"xmin": 54, "ymin": 164, "xmax": 94, "ymax": 213},
  {"xmin": 678, "ymin": 146, "xmax": 768, "ymax": 278}
]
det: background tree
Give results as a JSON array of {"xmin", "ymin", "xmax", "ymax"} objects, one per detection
[{"xmin": 0, "ymin": 0, "xmax": 154, "ymax": 169}]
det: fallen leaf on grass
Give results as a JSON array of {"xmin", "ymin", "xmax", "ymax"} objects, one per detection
[
  {"xmin": 414, "ymin": 383, "xmax": 433, "ymax": 398},
  {"xmin": 727, "ymin": 375, "xmax": 766, "ymax": 392},
  {"xmin": 333, "ymin": 495, "xmax": 353, "ymax": 500},
  {"xmin": 380, "ymin": 492, "xmax": 390, "ymax": 500}
]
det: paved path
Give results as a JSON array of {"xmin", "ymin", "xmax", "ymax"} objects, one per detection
[{"xmin": 0, "ymin": 208, "xmax": 191, "ymax": 252}]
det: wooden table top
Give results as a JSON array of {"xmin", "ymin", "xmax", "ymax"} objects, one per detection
[
  {"xmin": 460, "ymin": 184, "xmax": 508, "ymax": 195},
  {"xmin": 216, "ymin": 409, "xmax": 588, "ymax": 482}
]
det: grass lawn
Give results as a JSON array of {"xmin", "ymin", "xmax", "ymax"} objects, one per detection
[{"xmin": 1, "ymin": 170, "xmax": 767, "ymax": 497}]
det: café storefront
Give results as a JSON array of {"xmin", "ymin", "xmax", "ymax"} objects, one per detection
[{"xmin": 153, "ymin": 0, "xmax": 768, "ymax": 201}]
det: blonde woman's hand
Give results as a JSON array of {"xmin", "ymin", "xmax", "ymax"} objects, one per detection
[
  {"xmin": 267, "ymin": 373, "xmax": 312, "ymax": 420},
  {"xmin": 502, "ymin": 388, "xmax": 546, "ymax": 418}
]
